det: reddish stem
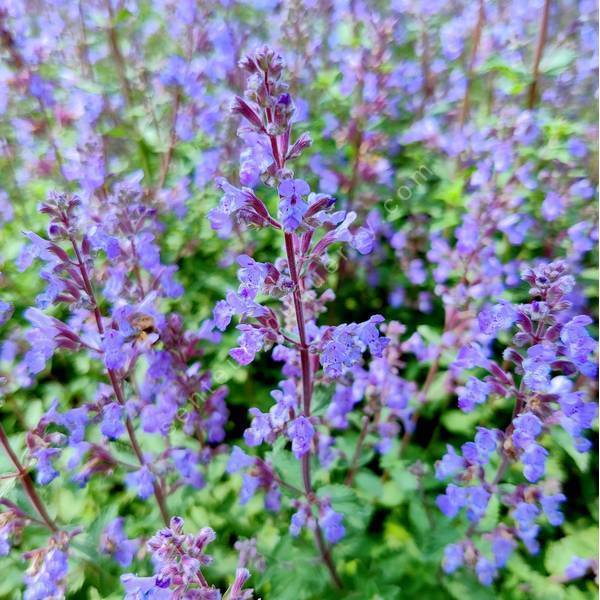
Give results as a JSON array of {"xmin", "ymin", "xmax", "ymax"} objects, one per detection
[
  {"xmin": 459, "ymin": 0, "xmax": 486, "ymax": 127},
  {"xmin": 105, "ymin": 0, "xmax": 133, "ymax": 107},
  {"xmin": 527, "ymin": 0, "xmax": 551, "ymax": 109},
  {"xmin": 263, "ymin": 65, "xmax": 342, "ymax": 587},
  {"xmin": 0, "ymin": 424, "xmax": 58, "ymax": 532},
  {"xmin": 345, "ymin": 415, "xmax": 370, "ymax": 486},
  {"xmin": 283, "ymin": 202, "xmax": 342, "ymax": 591},
  {"xmin": 69, "ymin": 236, "xmax": 170, "ymax": 526},
  {"xmin": 157, "ymin": 89, "xmax": 181, "ymax": 190}
]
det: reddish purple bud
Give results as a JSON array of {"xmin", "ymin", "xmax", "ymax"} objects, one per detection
[
  {"xmin": 81, "ymin": 235, "xmax": 91, "ymax": 256},
  {"xmin": 48, "ymin": 243, "xmax": 71, "ymax": 263},
  {"xmin": 305, "ymin": 194, "xmax": 335, "ymax": 219},
  {"xmin": 231, "ymin": 96, "xmax": 264, "ymax": 131},
  {"xmin": 503, "ymin": 348, "xmax": 523, "ymax": 366},
  {"xmin": 286, "ymin": 132, "xmax": 312, "ymax": 160},
  {"xmin": 550, "ymin": 360, "xmax": 578, "ymax": 375},
  {"xmin": 55, "ymin": 335, "xmax": 80, "ymax": 350},
  {"xmin": 489, "ymin": 362, "xmax": 512, "ymax": 386},
  {"xmin": 545, "ymin": 324, "xmax": 561, "ymax": 341},
  {"xmin": 516, "ymin": 313, "xmax": 533, "ymax": 334}
]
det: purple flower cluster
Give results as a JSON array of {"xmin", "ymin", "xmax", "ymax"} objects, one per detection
[
  {"xmin": 0, "ymin": 0, "xmax": 597, "ymax": 595},
  {"xmin": 205, "ymin": 47, "xmax": 391, "ymax": 566},
  {"xmin": 122, "ymin": 517, "xmax": 254, "ymax": 599},
  {"xmin": 436, "ymin": 260, "xmax": 598, "ymax": 584},
  {"xmin": 22, "ymin": 535, "xmax": 71, "ymax": 600},
  {"xmin": 100, "ymin": 518, "xmax": 139, "ymax": 568},
  {"xmin": 11, "ymin": 188, "xmax": 229, "ymax": 519}
]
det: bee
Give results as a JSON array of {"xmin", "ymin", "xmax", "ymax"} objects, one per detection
[{"xmin": 128, "ymin": 313, "xmax": 159, "ymax": 345}]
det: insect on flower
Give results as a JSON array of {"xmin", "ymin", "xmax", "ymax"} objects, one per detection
[{"xmin": 128, "ymin": 312, "xmax": 160, "ymax": 345}]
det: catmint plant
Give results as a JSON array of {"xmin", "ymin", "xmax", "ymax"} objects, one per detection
[
  {"xmin": 121, "ymin": 517, "xmax": 255, "ymax": 599},
  {"xmin": 0, "ymin": 432, "xmax": 73, "ymax": 599},
  {"xmin": 1, "ymin": 181, "xmax": 230, "ymax": 591},
  {"xmin": 436, "ymin": 260, "xmax": 597, "ymax": 585},
  {"xmin": 0, "ymin": 0, "xmax": 597, "ymax": 597},
  {"xmin": 206, "ymin": 46, "xmax": 394, "ymax": 588}
]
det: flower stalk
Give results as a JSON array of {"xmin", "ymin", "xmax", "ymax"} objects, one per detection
[
  {"xmin": 68, "ymin": 234, "xmax": 170, "ymax": 526},
  {"xmin": 0, "ymin": 424, "xmax": 58, "ymax": 533}
]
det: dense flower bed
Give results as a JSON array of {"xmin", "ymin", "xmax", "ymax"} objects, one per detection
[{"xmin": 0, "ymin": 0, "xmax": 597, "ymax": 598}]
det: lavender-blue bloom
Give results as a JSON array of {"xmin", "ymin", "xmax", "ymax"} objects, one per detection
[
  {"xmin": 278, "ymin": 179, "xmax": 310, "ymax": 232},
  {"xmin": 24, "ymin": 548, "xmax": 68, "ymax": 600},
  {"xmin": 457, "ymin": 376, "xmax": 490, "ymax": 412},
  {"xmin": 319, "ymin": 316, "xmax": 388, "ymax": 378},
  {"xmin": 564, "ymin": 556, "xmax": 593, "ymax": 581},
  {"xmin": 227, "ymin": 446, "xmax": 255, "ymax": 474},
  {"xmin": 124, "ymin": 466, "xmax": 155, "ymax": 500},
  {"xmin": 33, "ymin": 448, "xmax": 60, "ymax": 485},
  {"xmin": 100, "ymin": 402, "xmax": 125, "ymax": 439},
  {"xmin": 540, "ymin": 493, "xmax": 566, "ymax": 526},
  {"xmin": 522, "ymin": 344, "xmax": 555, "ymax": 392},
  {"xmin": 0, "ymin": 300, "xmax": 13, "ymax": 325},
  {"xmin": 171, "ymin": 448, "xmax": 205, "ymax": 489},
  {"xmin": 436, "ymin": 484, "xmax": 467, "ymax": 518},
  {"xmin": 229, "ymin": 327, "xmax": 265, "ymax": 366},
  {"xmin": 121, "ymin": 575, "xmax": 169, "ymax": 600},
  {"xmin": 244, "ymin": 408, "xmax": 273, "ymax": 447},
  {"xmin": 321, "ymin": 507, "xmax": 345, "ymax": 544},
  {"xmin": 478, "ymin": 301, "xmax": 517, "ymax": 336},
  {"xmin": 560, "ymin": 315, "xmax": 597, "ymax": 375},
  {"xmin": 521, "ymin": 443, "xmax": 548, "ymax": 482},
  {"xmin": 289, "ymin": 509, "xmax": 307, "ymax": 537},
  {"xmin": 491, "ymin": 532, "xmax": 516, "ymax": 567},
  {"xmin": 240, "ymin": 474, "xmax": 260, "ymax": 505},
  {"xmin": 287, "ymin": 416, "xmax": 314, "ymax": 459},
  {"xmin": 101, "ymin": 518, "xmax": 138, "ymax": 567},
  {"xmin": 475, "ymin": 557, "xmax": 497, "ymax": 586},
  {"xmin": 465, "ymin": 486, "xmax": 491, "ymax": 522},
  {"xmin": 513, "ymin": 502, "xmax": 540, "ymax": 554},
  {"xmin": 435, "ymin": 445, "xmax": 466, "ymax": 480},
  {"xmin": 102, "ymin": 329, "xmax": 127, "ymax": 371},
  {"xmin": 442, "ymin": 543, "xmax": 464, "ymax": 573},
  {"xmin": 512, "ymin": 413, "xmax": 542, "ymax": 449}
]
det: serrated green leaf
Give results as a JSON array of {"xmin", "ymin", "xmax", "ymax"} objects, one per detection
[{"xmin": 544, "ymin": 527, "xmax": 599, "ymax": 577}]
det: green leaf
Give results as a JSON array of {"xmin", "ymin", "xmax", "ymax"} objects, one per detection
[
  {"xmin": 550, "ymin": 428, "xmax": 590, "ymax": 472},
  {"xmin": 260, "ymin": 537, "xmax": 329, "ymax": 600},
  {"xmin": 444, "ymin": 576, "xmax": 498, "ymax": 600},
  {"xmin": 425, "ymin": 372, "xmax": 450, "ymax": 404},
  {"xmin": 544, "ymin": 527, "xmax": 599, "ymax": 577},
  {"xmin": 506, "ymin": 556, "xmax": 566, "ymax": 600},
  {"xmin": 269, "ymin": 440, "xmax": 303, "ymax": 490},
  {"xmin": 318, "ymin": 484, "xmax": 372, "ymax": 530},
  {"xmin": 380, "ymin": 480, "xmax": 405, "ymax": 507},
  {"xmin": 355, "ymin": 471, "xmax": 384, "ymax": 502},
  {"xmin": 408, "ymin": 499, "xmax": 431, "ymax": 534},
  {"xmin": 540, "ymin": 48, "xmax": 577, "ymax": 76},
  {"xmin": 441, "ymin": 409, "xmax": 481, "ymax": 435},
  {"xmin": 478, "ymin": 493, "xmax": 500, "ymax": 532}
]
